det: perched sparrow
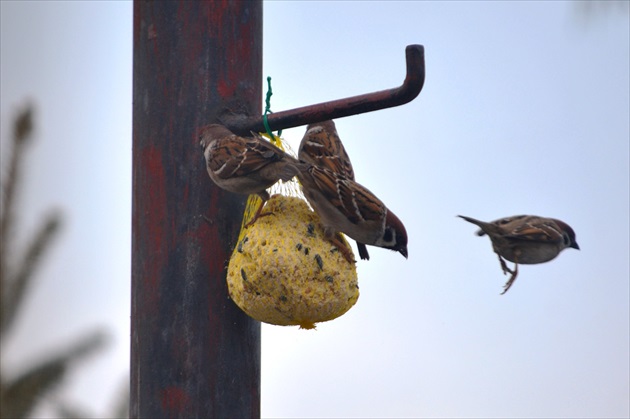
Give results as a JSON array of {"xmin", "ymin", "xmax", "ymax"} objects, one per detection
[
  {"xmin": 297, "ymin": 164, "xmax": 408, "ymax": 263},
  {"xmin": 199, "ymin": 124, "xmax": 301, "ymax": 223},
  {"xmin": 298, "ymin": 120, "xmax": 370, "ymax": 260},
  {"xmin": 458, "ymin": 215, "xmax": 580, "ymax": 294}
]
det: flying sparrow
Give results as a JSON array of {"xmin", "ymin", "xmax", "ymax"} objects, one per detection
[
  {"xmin": 297, "ymin": 164, "xmax": 408, "ymax": 263},
  {"xmin": 298, "ymin": 120, "xmax": 370, "ymax": 260},
  {"xmin": 199, "ymin": 124, "xmax": 301, "ymax": 224},
  {"xmin": 458, "ymin": 215, "xmax": 580, "ymax": 294}
]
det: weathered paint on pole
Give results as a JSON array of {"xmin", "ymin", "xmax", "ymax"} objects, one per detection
[{"xmin": 131, "ymin": 1, "xmax": 262, "ymax": 417}]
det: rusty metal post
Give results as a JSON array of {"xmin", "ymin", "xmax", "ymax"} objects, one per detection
[{"xmin": 131, "ymin": 1, "xmax": 261, "ymax": 417}]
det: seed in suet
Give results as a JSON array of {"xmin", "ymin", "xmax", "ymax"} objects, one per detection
[{"xmin": 315, "ymin": 254, "xmax": 324, "ymax": 270}]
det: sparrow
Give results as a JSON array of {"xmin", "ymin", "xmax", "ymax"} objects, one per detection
[
  {"xmin": 298, "ymin": 120, "xmax": 370, "ymax": 260},
  {"xmin": 297, "ymin": 164, "xmax": 408, "ymax": 263},
  {"xmin": 199, "ymin": 124, "xmax": 302, "ymax": 224},
  {"xmin": 458, "ymin": 215, "xmax": 580, "ymax": 294}
]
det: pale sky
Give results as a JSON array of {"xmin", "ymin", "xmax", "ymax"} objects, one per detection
[{"xmin": 1, "ymin": 1, "xmax": 629, "ymax": 418}]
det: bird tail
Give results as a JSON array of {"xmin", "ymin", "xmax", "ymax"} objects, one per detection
[
  {"xmin": 457, "ymin": 215, "xmax": 488, "ymax": 236},
  {"xmin": 357, "ymin": 242, "xmax": 370, "ymax": 260}
]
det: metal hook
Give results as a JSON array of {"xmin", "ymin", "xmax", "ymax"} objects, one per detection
[{"xmin": 222, "ymin": 44, "xmax": 425, "ymax": 135}]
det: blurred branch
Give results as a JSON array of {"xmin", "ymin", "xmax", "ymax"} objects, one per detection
[
  {"xmin": 0, "ymin": 103, "xmax": 128, "ymax": 418},
  {"xmin": 0, "ymin": 211, "xmax": 62, "ymax": 336},
  {"xmin": 574, "ymin": 0, "xmax": 629, "ymax": 21},
  {"xmin": 1, "ymin": 105, "xmax": 34, "ymax": 272},
  {"xmin": 52, "ymin": 376, "xmax": 129, "ymax": 419},
  {"xmin": 1, "ymin": 105, "xmax": 34, "ymax": 318},
  {"xmin": 111, "ymin": 379, "xmax": 130, "ymax": 419},
  {"xmin": 0, "ymin": 330, "xmax": 108, "ymax": 419},
  {"xmin": 54, "ymin": 402, "xmax": 93, "ymax": 419}
]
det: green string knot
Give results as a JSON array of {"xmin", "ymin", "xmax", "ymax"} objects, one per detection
[{"xmin": 263, "ymin": 76, "xmax": 282, "ymax": 138}]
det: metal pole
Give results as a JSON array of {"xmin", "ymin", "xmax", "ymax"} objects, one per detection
[{"xmin": 131, "ymin": 1, "xmax": 261, "ymax": 417}]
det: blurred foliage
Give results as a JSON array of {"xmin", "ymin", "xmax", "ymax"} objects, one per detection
[
  {"xmin": 0, "ymin": 104, "xmax": 128, "ymax": 418},
  {"xmin": 574, "ymin": 0, "xmax": 629, "ymax": 21}
]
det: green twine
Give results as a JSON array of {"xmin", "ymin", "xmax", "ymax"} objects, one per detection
[{"xmin": 263, "ymin": 76, "xmax": 282, "ymax": 138}]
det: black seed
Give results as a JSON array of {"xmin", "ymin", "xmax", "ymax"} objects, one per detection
[
  {"xmin": 241, "ymin": 268, "xmax": 247, "ymax": 281},
  {"xmin": 237, "ymin": 242, "xmax": 244, "ymax": 253},
  {"xmin": 325, "ymin": 275, "xmax": 333, "ymax": 283},
  {"xmin": 296, "ymin": 243, "xmax": 303, "ymax": 251},
  {"xmin": 280, "ymin": 295, "xmax": 287, "ymax": 302},
  {"xmin": 273, "ymin": 248, "xmax": 278, "ymax": 252},
  {"xmin": 315, "ymin": 254, "xmax": 324, "ymax": 270},
  {"xmin": 307, "ymin": 223, "xmax": 315, "ymax": 236},
  {"xmin": 304, "ymin": 247, "xmax": 310, "ymax": 256}
]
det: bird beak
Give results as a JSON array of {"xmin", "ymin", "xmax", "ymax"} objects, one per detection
[
  {"xmin": 398, "ymin": 247, "xmax": 408, "ymax": 259},
  {"xmin": 571, "ymin": 242, "xmax": 580, "ymax": 250}
]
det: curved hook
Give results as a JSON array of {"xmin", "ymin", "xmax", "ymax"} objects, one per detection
[{"xmin": 222, "ymin": 44, "xmax": 425, "ymax": 135}]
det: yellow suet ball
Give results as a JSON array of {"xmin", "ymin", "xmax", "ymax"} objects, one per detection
[{"xmin": 227, "ymin": 195, "xmax": 359, "ymax": 329}]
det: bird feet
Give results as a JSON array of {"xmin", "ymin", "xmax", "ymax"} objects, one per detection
[
  {"xmin": 498, "ymin": 255, "xmax": 519, "ymax": 295},
  {"xmin": 244, "ymin": 201, "xmax": 274, "ymax": 228},
  {"xmin": 498, "ymin": 255, "xmax": 515, "ymax": 275},
  {"xmin": 328, "ymin": 233, "xmax": 356, "ymax": 264}
]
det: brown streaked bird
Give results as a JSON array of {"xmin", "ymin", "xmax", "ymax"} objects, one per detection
[
  {"xmin": 298, "ymin": 120, "xmax": 370, "ymax": 260},
  {"xmin": 458, "ymin": 214, "xmax": 579, "ymax": 294},
  {"xmin": 297, "ymin": 164, "xmax": 408, "ymax": 263},
  {"xmin": 199, "ymin": 124, "xmax": 302, "ymax": 224}
]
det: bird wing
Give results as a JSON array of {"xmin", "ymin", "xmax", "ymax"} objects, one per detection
[
  {"xmin": 299, "ymin": 126, "xmax": 355, "ymax": 179},
  {"xmin": 506, "ymin": 219, "xmax": 564, "ymax": 244},
  {"xmin": 308, "ymin": 166, "xmax": 384, "ymax": 225},
  {"xmin": 209, "ymin": 135, "xmax": 285, "ymax": 180}
]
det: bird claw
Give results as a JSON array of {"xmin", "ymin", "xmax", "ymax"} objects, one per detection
[
  {"xmin": 244, "ymin": 211, "xmax": 274, "ymax": 228},
  {"xmin": 499, "ymin": 256, "xmax": 518, "ymax": 295},
  {"xmin": 243, "ymin": 200, "xmax": 274, "ymax": 228},
  {"xmin": 500, "ymin": 267, "xmax": 518, "ymax": 295},
  {"xmin": 498, "ymin": 255, "xmax": 515, "ymax": 275},
  {"xmin": 328, "ymin": 233, "xmax": 356, "ymax": 264},
  {"xmin": 338, "ymin": 245, "xmax": 356, "ymax": 264}
]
